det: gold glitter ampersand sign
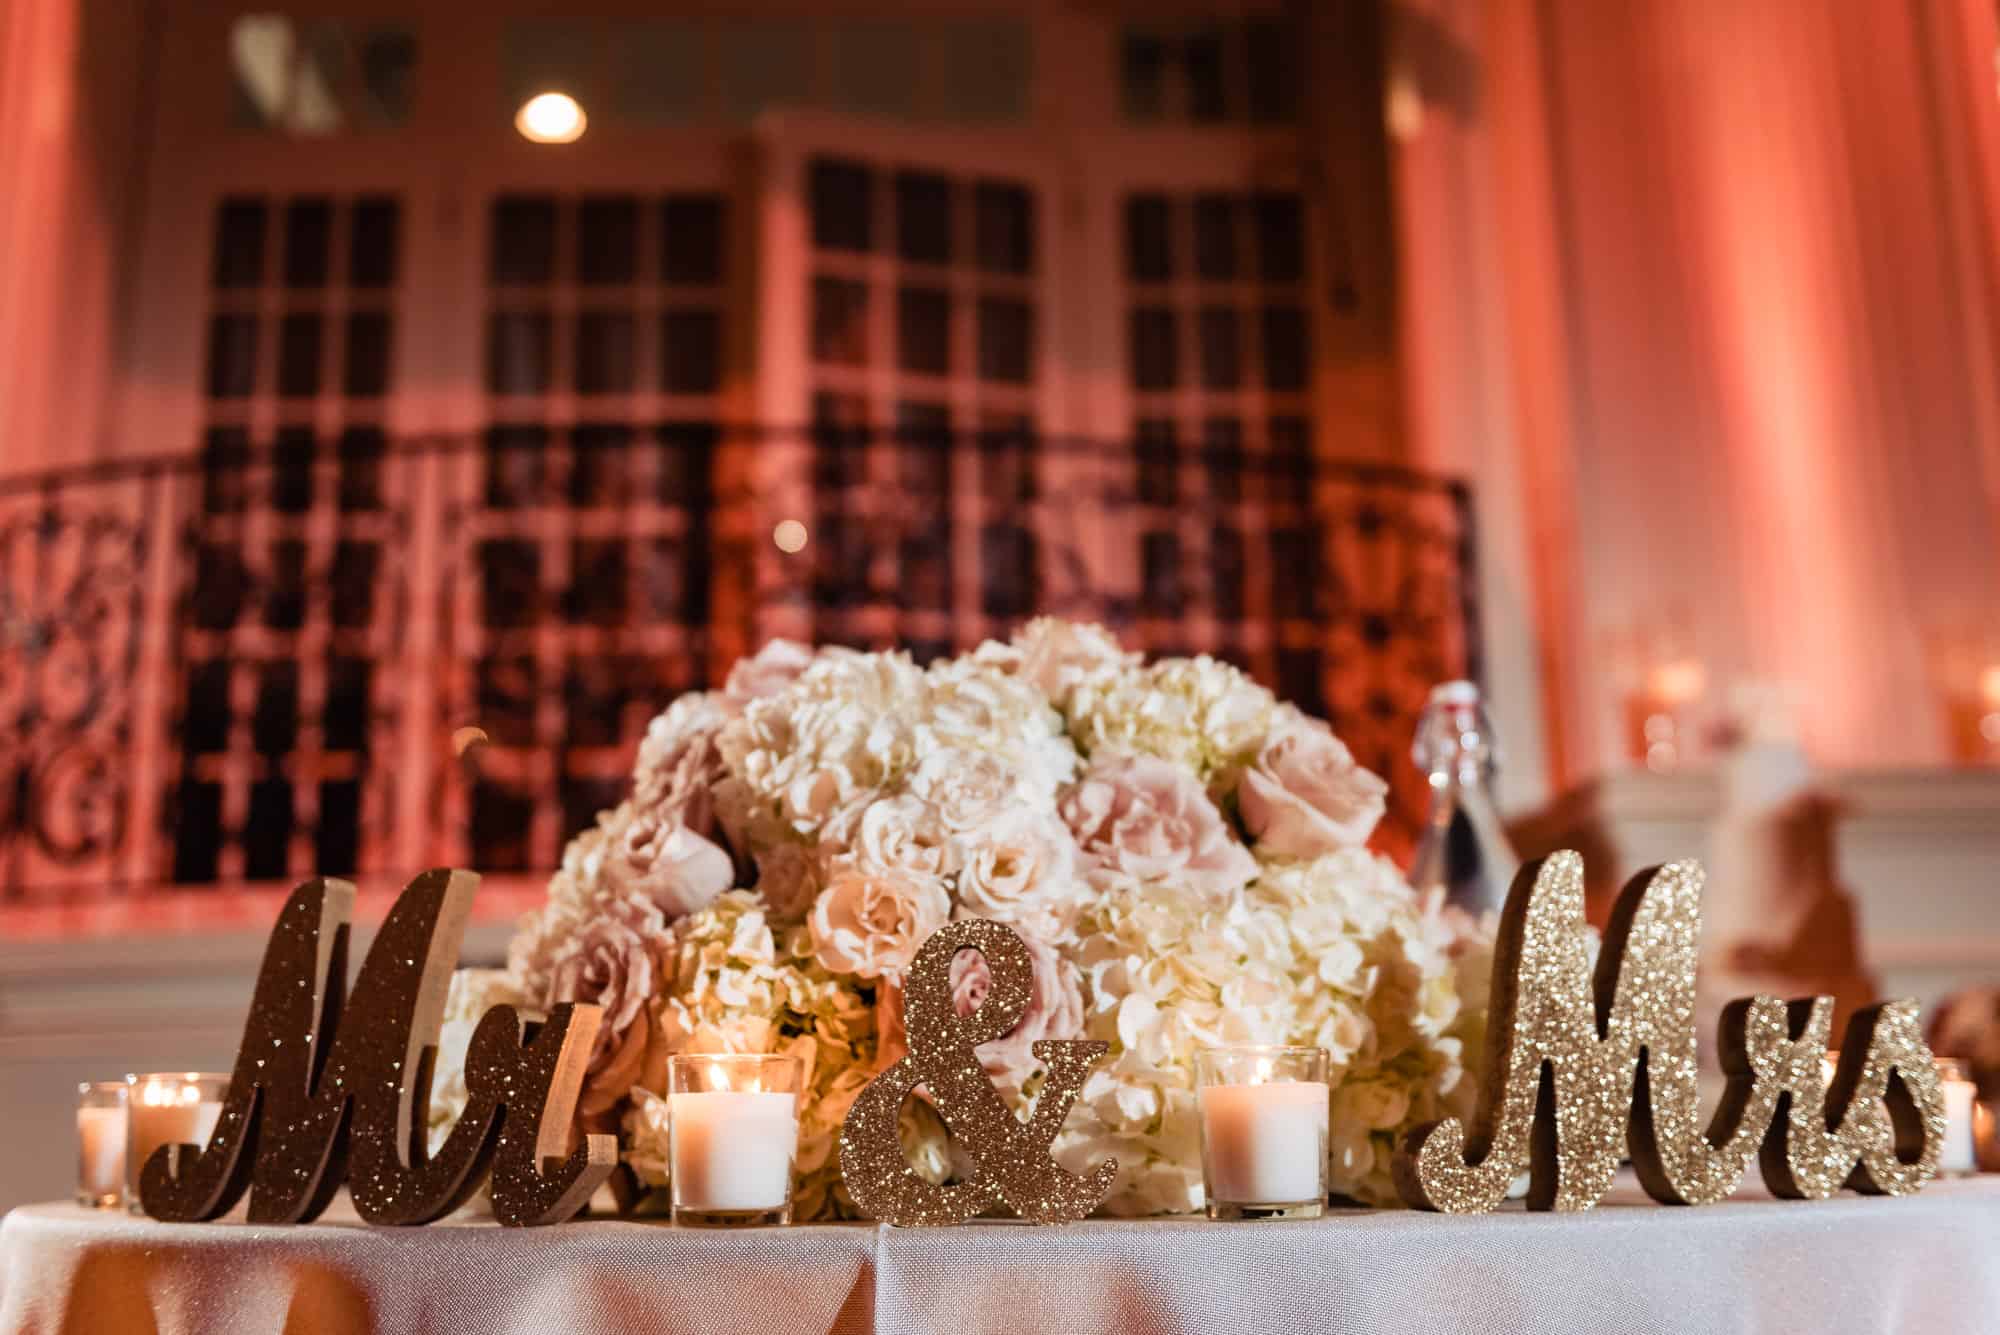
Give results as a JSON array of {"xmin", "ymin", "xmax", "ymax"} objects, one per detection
[
  {"xmin": 1393, "ymin": 850, "xmax": 1945, "ymax": 1213},
  {"xmin": 840, "ymin": 919, "xmax": 1116, "ymax": 1224}
]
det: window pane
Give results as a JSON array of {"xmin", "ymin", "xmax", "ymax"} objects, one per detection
[
  {"xmin": 278, "ymin": 313, "xmax": 322, "ymax": 397},
  {"xmin": 575, "ymin": 311, "xmax": 637, "ymax": 393},
  {"xmin": 349, "ymin": 197, "xmax": 398, "ymax": 287},
  {"xmin": 487, "ymin": 311, "xmax": 552, "ymax": 392},
  {"xmin": 809, "ymin": 157, "xmax": 873, "ymax": 253},
  {"xmin": 1194, "ymin": 194, "xmax": 1238, "ymax": 279},
  {"xmin": 1203, "ymin": 416, "xmax": 1244, "ymax": 504},
  {"xmin": 662, "ymin": 194, "xmax": 725, "ymax": 283},
  {"xmin": 1136, "ymin": 418, "xmax": 1177, "ymax": 505},
  {"xmin": 1129, "ymin": 307, "xmax": 1178, "ymax": 390},
  {"xmin": 214, "ymin": 198, "xmax": 267, "ymax": 288},
  {"xmin": 1185, "ymin": 28, "xmax": 1228, "ymax": 122},
  {"xmin": 895, "ymin": 400, "xmax": 952, "ymax": 494},
  {"xmin": 1197, "ymin": 307, "xmax": 1241, "ymax": 389},
  {"xmin": 812, "ymin": 277, "xmax": 869, "ymax": 365},
  {"xmin": 1261, "ymin": 305, "xmax": 1308, "ymax": 390},
  {"xmin": 1254, "ymin": 194, "xmax": 1305, "ymax": 282},
  {"xmin": 975, "ymin": 183, "xmax": 1034, "ymax": 275},
  {"xmin": 898, "ymin": 287, "xmax": 951, "ymax": 376},
  {"xmin": 895, "ymin": 172, "xmax": 953, "ymax": 265},
  {"xmin": 272, "ymin": 427, "xmax": 313, "ymax": 512},
  {"xmin": 1126, "ymin": 195, "xmax": 1173, "ymax": 281},
  {"xmin": 577, "ymin": 197, "xmax": 639, "ymax": 285},
  {"xmin": 283, "ymin": 198, "xmax": 333, "ymax": 287},
  {"xmin": 343, "ymin": 312, "xmax": 391, "ymax": 396},
  {"xmin": 1245, "ymin": 19, "xmax": 1298, "ymax": 123},
  {"xmin": 1121, "ymin": 30, "xmax": 1168, "ymax": 119},
  {"xmin": 207, "ymin": 315, "xmax": 258, "ymax": 398},
  {"xmin": 977, "ymin": 297, "xmax": 1033, "ymax": 383},
  {"xmin": 661, "ymin": 309, "xmax": 720, "ymax": 393},
  {"xmin": 491, "ymin": 196, "xmax": 557, "ymax": 284}
]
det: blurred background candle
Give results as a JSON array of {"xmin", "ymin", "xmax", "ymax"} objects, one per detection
[
  {"xmin": 668, "ymin": 1054, "xmax": 800, "ymax": 1227},
  {"xmin": 124, "ymin": 1073, "xmax": 226, "ymax": 1211},
  {"xmin": 1938, "ymin": 1058, "xmax": 1977, "ymax": 1175},
  {"xmin": 1196, "ymin": 1046, "xmax": 1329, "ymax": 1220},
  {"xmin": 75, "ymin": 1082, "xmax": 126, "ymax": 1208}
]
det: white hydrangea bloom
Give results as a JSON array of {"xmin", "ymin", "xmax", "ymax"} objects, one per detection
[{"xmin": 1061, "ymin": 850, "xmax": 1481, "ymax": 1209}]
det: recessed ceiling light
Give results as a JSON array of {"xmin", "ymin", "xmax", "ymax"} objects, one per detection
[{"xmin": 515, "ymin": 91, "xmax": 586, "ymax": 144}]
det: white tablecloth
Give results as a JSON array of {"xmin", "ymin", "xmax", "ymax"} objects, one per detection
[{"xmin": 6, "ymin": 1176, "xmax": 1998, "ymax": 1334}]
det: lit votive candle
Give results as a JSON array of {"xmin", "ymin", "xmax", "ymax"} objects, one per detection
[
  {"xmin": 1938, "ymin": 1058, "xmax": 1977, "ymax": 1176},
  {"xmin": 76, "ymin": 1082, "xmax": 128, "ymax": 1208},
  {"xmin": 1197, "ymin": 1045, "xmax": 1330, "ymax": 1220},
  {"xmin": 668, "ymin": 1054, "xmax": 801, "ymax": 1227},
  {"xmin": 125, "ymin": 1073, "xmax": 227, "ymax": 1212}
]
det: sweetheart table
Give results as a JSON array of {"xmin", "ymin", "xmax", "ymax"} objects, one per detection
[{"xmin": 5, "ymin": 1175, "xmax": 1999, "ymax": 1335}]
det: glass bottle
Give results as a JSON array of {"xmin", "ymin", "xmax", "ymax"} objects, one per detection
[{"xmin": 1407, "ymin": 680, "xmax": 1518, "ymax": 917}]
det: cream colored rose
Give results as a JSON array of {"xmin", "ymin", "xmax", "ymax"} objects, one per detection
[
  {"xmin": 952, "ymin": 807, "xmax": 1086, "ymax": 943},
  {"xmin": 833, "ymin": 793, "xmax": 953, "ymax": 880},
  {"xmin": 1238, "ymin": 708, "xmax": 1388, "ymax": 857},
  {"xmin": 808, "ymin": 870, "xmax": 951, "ymax": 978},
  {"xmin": 1060, "ymin": 753, "xmax": 1258, "ymax": 903}
]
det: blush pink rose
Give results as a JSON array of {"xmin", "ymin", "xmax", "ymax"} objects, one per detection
[
  {"xmin": 724, "ymin": 638, "xmax": 817, "ymax": 706},
  {"xmin": 1010, "ymin": 618, "xmax": 1137, "ymax": 703},
  {"xmin": 542, "ymin": 893, "xmax": 676, "ymax": 1115},
  {"xmin": 946, "ymin": 929, "xmax": 1087, "ymax": 1083},
  {"xmin": 604, "ymin": 811, "xmax": 735, "ymax": 920},
  {"xmin": 808, "ymin": 870, "xmax": 952, "ymax": 979},
  {"xmin": 633, "ymin": 695, "xmax": 734, "ymax": 838},
  {"xmin": 1060, "ymin": 753, "xmax": 1258, "ymax": 902},
  {"xmin": 1238, "ymin": 708, "xmax": 1388, "ymax": 857}
]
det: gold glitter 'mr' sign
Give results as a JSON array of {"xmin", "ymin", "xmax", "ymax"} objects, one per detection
[
  {"xmin": 840, "ymin": 919, "xmax": 1116, "ymax": 1225},
  {"xmin": 138, "ymin": 870, "xmax": 615, "ymax": 1227},
  {"xmin": 1394, "ymin": 851, "xmax": 1945, "ymax": 1213}
]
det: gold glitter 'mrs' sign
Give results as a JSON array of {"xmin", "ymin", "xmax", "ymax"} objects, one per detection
[
  {"xmin": 840, "ymin": 919, "xmax": 1116, "ymax": 1225},
  {"xmin": 1394, "ymin": 851, "xmax": 1945, "ymax": 1213}
]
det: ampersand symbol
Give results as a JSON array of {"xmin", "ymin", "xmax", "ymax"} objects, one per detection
[{"xmin": 839, "ymin": 919, "xmax": 1116, "ymax": 1224}]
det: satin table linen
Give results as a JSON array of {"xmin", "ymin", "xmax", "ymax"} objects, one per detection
[{"xmin": 6, "ymin": 1175, "xmax": 1999, "ymax": 1334}]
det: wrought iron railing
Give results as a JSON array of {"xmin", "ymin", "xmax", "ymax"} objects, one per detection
[{"xmin": 0, "ymin": 427, "xmax": 1477, "ymax": 902}]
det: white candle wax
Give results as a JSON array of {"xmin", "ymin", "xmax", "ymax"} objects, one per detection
[
  {"xmin": 669, "ymin": 1090, "xmax": 797, "ymax": 1211},
  {"xmin": 128, "ymin": 1098, "xmax": 222, "ymax": 1182},
  {"xmin": 1200, "ymin": 1080, "xmax": 1329, "ymax": 1204},
  {"xmin": 77, "ymin": 1106, "xmax": 127, "ymax": 1200},
  {"xmin": 1942, "ymin": 1079, "xmax": 1977, "ymax": 1175}
]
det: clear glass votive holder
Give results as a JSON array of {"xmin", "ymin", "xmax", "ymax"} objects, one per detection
[
  {"xmin": 1196, "ymin": 1045, "xmax": 1330, "ymax": 1221},
  {"xmin": 1937, "ymin": 1058, "xmax": 1978, "ymax": 1176},
  {"xmin": 76, "ymin": 1082, "xmax": 128, "ymax": 1208},
  {"xmin": 125, "ymin": 1072, "xmax": 228, "ymax": 1212},
  {"xmin": 668, "ymin": 1053, "xmax": 801, "ymax": 1228}
]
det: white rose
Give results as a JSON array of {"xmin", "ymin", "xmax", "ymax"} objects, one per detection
[
  {"xmin": 832, "ymin": 794, "xmax": 954, "ymax": 880},
  {"xmin": 904, "ymin": 747, "xmax": 1019, "ymax": 834},
  {"xmin": 952, "ymin": 807, "xmax": 1087, "ymax": 944}
]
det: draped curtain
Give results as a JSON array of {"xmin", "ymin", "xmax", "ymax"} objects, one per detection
[{"xmin": 1397, "ymin": 0, "xmax": 2000, "ymax": 787}]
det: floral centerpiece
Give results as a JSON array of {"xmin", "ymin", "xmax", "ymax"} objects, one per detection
[{"xmin": 433, "ymin": 620, "xmax": 1492, "ymax": 1216}]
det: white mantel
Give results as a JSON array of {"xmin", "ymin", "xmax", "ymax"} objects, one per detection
[{"xmin": 1513, "ymin": 766, "xmax": 2000, "ymax": 1009}]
